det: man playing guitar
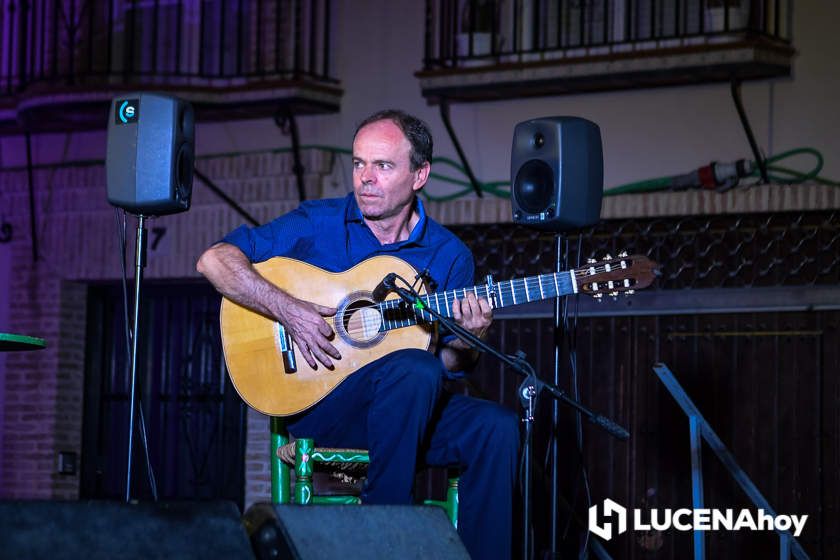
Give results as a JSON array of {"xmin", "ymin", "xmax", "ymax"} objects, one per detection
[{"xmin": 198, "ymin": 109, "xmax": 518, "ymax": 560}]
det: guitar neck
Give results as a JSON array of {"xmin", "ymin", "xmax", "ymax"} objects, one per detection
[{"xmin": 378, "ymin": 270, "xmax": 576, "ymax": 332}]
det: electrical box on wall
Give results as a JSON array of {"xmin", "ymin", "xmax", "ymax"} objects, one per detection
[{"xmin": 57, "ymin": 451, "xmax": 77, "ymax": 475}]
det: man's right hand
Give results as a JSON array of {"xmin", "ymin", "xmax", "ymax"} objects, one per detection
[
  {"xmin": 196, "ymin": 243, "xmax": 341, "ymax": 370},
  {"xmin": 275, "ymin": 294, "xmax": 341, "ymax": 370}
]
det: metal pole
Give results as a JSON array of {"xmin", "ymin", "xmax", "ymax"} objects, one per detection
[
  {"xmin": 125, "ymin": 214, "xmax": 147, "ymax": 502},
  {"xmin": 730, "ymin": 79, "xmax": 770, "ymax": 183},
  {"xmin": 690, "ymin": 415, "xmax": 706, "ymax": 560},
  {"xmin": 550, "ymin": 233, "xmax": 563, "ymax": 555},
  {"xmin": 439, "ymin": 100, "xmax": 484, "ymax": 197},
  {"xmin": 520, "ymin": 382, "xmax": 537, "ymax": 560}
]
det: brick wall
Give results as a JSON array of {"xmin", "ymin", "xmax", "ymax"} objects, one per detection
[
  {"xmin": 0, "ymin": 148, "xmax": 332, "ymax": 505},
  {"xmin": 244, "ymin": 408, "xmax": 271, "ymax": 508}
]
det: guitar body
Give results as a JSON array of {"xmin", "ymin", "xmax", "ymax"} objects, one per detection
[
  {"xmin": 220, "ymin": 252, "xmax": 658, "ymax": 417},
  {"xmin": 220, "ymin": 255, "xmax": 433, "ymax": 416}
]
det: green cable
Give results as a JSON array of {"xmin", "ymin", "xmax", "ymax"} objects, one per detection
[
  {"xmin": 9, "ymin": 142, "xmax": 831, "ymax": 199},
  {"xmin": 601, "ymin": 177, "xmax": 672, "ymax": 196},
  {"xmin": 422, "ymin": 145, "xmax": 838, "ymax": 200},
  {"xmin": 602, "ymin": 146, "xmax": 839, "ymax": 196},
  {"xmin": 199, "ymin": 143, "xmax": 838, "ymax": 198},
  {"xmin": 759, "ymin": 147, "xmax": 827, "ymax": 184},
  {"xmin": 293, "ymin": 144, "xmax": 513, "ymax": 201}
]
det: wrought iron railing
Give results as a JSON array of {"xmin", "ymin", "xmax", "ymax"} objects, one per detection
[
  {"xmin": 652, "ymin": 363, "xmax": 810, "ymax": 560},
  {"xmin": 0, "ymin": 0, "xmax": 336, "ymax": 96},
  {"xmin": 424, "ymin": 0, "xmax": 792, "ymax": 68},
  {"xmin": 453, "ymin": 211, "xmax": 840, "ymax": 290}
]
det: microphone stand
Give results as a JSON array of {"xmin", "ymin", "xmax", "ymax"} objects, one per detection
[{"xmin": 386, "ymin": 282, "xmax": 629, "ymax": 560}]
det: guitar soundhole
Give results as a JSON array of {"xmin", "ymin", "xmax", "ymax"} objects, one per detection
[{"xmin": 335, "ymin": 295, "xmax": 385, "ymax": 349}]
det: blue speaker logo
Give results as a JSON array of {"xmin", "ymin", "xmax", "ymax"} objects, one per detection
[{"xmin": 115, "ymin": 99, "xmax": 140, "ymax": 125}]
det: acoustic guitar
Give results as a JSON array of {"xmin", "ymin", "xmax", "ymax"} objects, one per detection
[{"xmin": 220, "ymin": 253, "xmax": 657, "ymax": 416}]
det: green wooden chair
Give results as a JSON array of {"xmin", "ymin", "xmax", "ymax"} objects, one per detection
[{"xmin": 270, "ymin": 417, "xmax": 459, "ymax": 527}]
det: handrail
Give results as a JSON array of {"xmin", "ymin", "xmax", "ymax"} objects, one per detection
[{"xmin": 652, "ymin": 362, "xmax": 810, "ymax": 560}]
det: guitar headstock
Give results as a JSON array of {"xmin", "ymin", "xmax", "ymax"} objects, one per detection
[{"xmin": 573, "ymin": 252, "xmax": 658, "ymax": 298}]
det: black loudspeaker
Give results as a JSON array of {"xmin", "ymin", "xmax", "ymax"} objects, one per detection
[
  {"xmin": 510, "ymin": 116, "xmax": 603, "ymax": 231},
  {"xmin": 106, "ymin": 93, "xmax": 195, "ymax": 215},
  {"xmin": 245, "ymin": 504, "xmax": 470, "ymax": 560},
  {"xmin": 0, "ymin": 500, "xmax": 253, "ymax": 559}
]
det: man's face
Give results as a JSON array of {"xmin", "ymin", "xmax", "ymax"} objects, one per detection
[{"xmin": 352, "ymin": 119, "xmax": 428, "ymax": 221}]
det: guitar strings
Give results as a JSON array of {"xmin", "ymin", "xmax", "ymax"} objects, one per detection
[
  {"xmin": 315, "ymin": 273, "xmax": 582, "ymax": 331},
  {"xmin": 319, "ymin": 302, "xmax": 424, "ymax": 336},
  {"xmin": 311, "ymin": 282, "xmax": 524, "ymax": 337},
  {"xmin": 299, "ymin": 266, "xmax": 619, "ymax": 338}
]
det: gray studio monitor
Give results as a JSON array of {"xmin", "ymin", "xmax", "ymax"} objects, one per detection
[
  {"xmin": 0, "ymin": 500, "xmax": 252, "ymax": 559},
  {"xmin": 106, "ymin": 93, "xmax": 195, "ymax": 216},
  {"xmin": 510, "ymin": 116, "xmax": 603, "ymax": 231},
  {"xmin": 246, "ymin": 504, "xmax": 470, "ymax": 560}
]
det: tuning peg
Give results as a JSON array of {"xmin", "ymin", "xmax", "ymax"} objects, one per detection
[
  {"xmin": 626, "ymin": 290, "xmax": 635, "ymax": 295},
  {"xmin": 587, "ymin": 258, "xmax": 597, "ymax": 264},
  {"xmin": 618, "ymin": 251, "xmax": 628, "ymax": 258},
  {"xmin": 609, "ymin": 291, "xmax": 619, "ymax": 297},
  {"xmin": 603, "ymin": 253, "xmax": 613, "ymax": 261},
  {"xmin": 593, "ymin": 293, "xmax": 603, "ymax": 301}
]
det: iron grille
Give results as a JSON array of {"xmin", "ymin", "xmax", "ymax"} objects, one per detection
[
  {"xmin": 1, "ymin": 0, "xmax": 335, "ymax": 96},
  {"xmin": 424, "ymin": 0, "xmax": 792, "ymax": 68},
  {"xmin": 453, "ymin": 211, "xmax": 840, "ymax": 289}
]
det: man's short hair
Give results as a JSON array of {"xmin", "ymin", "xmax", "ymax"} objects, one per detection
[{"xmin": 354, "ymin": 109, "xmax": 433, "ymax": 171}]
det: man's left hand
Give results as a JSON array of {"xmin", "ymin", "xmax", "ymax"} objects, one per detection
[{"xmin": 451, "ymin": 292, "xmax": 493, "ymax": 343}]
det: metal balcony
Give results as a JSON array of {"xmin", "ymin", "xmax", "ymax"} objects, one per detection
[
  {"xmin": 0, "ymin": 0, "xmax": 341, "ymax": 133},
  {"xmin": 417, "ymin": 0, "xmax": 795, "ymax": 103}
]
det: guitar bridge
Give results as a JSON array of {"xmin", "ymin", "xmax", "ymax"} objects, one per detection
[{"xmin": 276, "ymin": 323, "xmax": 297, "ymax": 373}]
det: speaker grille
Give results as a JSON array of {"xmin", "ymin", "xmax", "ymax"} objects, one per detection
[{"xmin": 513, "ymin": 159, "xmax": 555, "ymax": 214}]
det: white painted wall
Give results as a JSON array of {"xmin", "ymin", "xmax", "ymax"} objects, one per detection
[
  {"xmin": 2, "ymin": 1, "xmax": 837, "ymax": 197},
  {"xmin": 194, "ymin": 0, "xmax": 840, "ymax": 196}
]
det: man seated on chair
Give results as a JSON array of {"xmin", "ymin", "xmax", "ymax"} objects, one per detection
[{"xmin": 197, "ymin": 109, "xmax": 519, "ymax": 560}]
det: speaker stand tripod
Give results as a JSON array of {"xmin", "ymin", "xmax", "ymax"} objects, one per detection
[
  {"xmin": 125, "ymin": 214, "xmax": 155, "ymax": 502},
  {"xmin": 550, "ymin": 233, "xmax": 565, "ymax": 557}
]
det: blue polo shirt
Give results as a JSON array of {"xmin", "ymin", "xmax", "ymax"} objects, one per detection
[{"xmin": 221, "ymin": 193, "xmax": 476, "ymax": 375}]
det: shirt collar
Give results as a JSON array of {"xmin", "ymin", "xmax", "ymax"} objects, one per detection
[{"xmin": 344, "ymin": 193, "xmax": 429, "ymax": 247}]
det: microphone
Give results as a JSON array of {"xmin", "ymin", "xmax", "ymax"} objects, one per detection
[{"xmin": 372, "ymin": 273, "xmax": 397, "ymax": 302}]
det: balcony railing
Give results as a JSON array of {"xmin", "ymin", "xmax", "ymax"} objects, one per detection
[
  {"xmin": 418, "ymin": 0, "xmax": 795, "ymax": 102},
  {"xmin": 0, "ymin": 0, "xmax": 341, "ymax": 131}
]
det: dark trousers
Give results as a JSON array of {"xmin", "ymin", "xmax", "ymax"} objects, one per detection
[{"xmin": 287, "ymin": 348, "xmax": 519, "ymax": 560}]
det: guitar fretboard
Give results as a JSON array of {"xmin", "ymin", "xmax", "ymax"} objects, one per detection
[{"xmin": 377, "ymin": 271, "xmax": 576, "ymax": 332}]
